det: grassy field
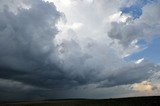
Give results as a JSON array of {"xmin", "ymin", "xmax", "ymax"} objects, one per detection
[{"xmin": 0, "ymin": 96, "xmax": 160, "ymax": 106}]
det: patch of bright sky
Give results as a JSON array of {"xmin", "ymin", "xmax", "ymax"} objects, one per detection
[{"xmin": 125, "ymin": 37, "xmax": 160, "ymax": 64}]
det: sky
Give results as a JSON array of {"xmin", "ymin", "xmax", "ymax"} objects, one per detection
[{"xmin": 0, "ymin": 0, "xmax": 160, "ymax": 101}]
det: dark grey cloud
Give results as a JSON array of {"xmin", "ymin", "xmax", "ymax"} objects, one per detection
[
  {"xmin": 0, "ymin": 0, "xmax": 98, "ymax": 101},
  {"xmin": 0, "ymin": 0, "xmax": 63, "ymax": 87},
  {"xmin": 0, "ymin": 0, "xmax": 83, "ymax": 101},
  {"xmin": 98, "ymin": 61, "xmax": 159, "ymax": 87}
]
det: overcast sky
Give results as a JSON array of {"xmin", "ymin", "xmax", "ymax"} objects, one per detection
[{"xmin": 0, "ymin": 0, "xmax": 160, "ymax": 101}]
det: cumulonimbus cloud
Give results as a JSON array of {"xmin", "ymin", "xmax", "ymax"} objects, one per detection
[{"xmin": 0, "ymin": 0, "xmax": 160, "ymax": 101}]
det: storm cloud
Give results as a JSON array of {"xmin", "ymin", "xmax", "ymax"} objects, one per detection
[{"xmin": 0, "ymin": 0, "xmax": 160, "ymax": 101}]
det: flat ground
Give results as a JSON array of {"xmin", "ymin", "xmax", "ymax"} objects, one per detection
[{"xmin": 0, "ymin": 96, "xmax": 160, "ymax": 106}]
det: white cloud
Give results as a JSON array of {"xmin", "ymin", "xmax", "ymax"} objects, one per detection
[
  {"xmin": 107, "ymin": 11, "xmax": 131, "ymax": 23},
  {"xmin": 135, "ymin": 58, "xmax": 144, "ymax": 64}
]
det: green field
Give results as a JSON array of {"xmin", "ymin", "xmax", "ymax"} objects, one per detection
[{"xmin": 0, "ymin": 96, "xmax": 160, "ymax": 106}]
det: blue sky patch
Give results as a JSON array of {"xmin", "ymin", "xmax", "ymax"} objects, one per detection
[
  {"xmin": 125, "ymin": 37, "xmax": 160, "ymax": 64},
  {"xmin": 121, "ymin": 0, "xmax": 158, "ymax": 19}
]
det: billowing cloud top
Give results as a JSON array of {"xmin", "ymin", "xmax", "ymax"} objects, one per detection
[{"xmin": 0, "ymin": 0, "xmax": 160, "ymax": 101}]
